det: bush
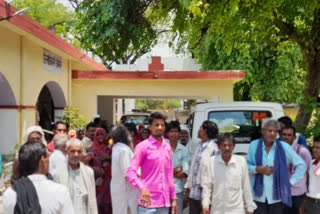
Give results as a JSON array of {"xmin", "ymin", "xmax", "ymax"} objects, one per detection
[{"xmin": 63, "ymin": 107, "xmax": 89, "ymax": 129}]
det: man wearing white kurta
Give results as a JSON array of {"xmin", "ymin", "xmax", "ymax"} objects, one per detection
[
  {"xmin": 49, "ymin": 133, "xmax": 68, "ymax": 174},
  {"xmin": 201, "ymin": 134, "xmax": 256, "ymax": 214},
  {"xmin": 3, "ymin": 141, "xmax": 74, "ymax": 214},
  {"xmin": 52, "ymin": 138, "xmax": 98, "ymax": 214},
  {"xmin": 110, "ymin": 125, "xmax": 139, "ymax": 214}
]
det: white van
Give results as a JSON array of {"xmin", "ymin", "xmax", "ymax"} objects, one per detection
[{"xmin": 187, "ymin": 102, "xmax": 284, "ymax": 155}]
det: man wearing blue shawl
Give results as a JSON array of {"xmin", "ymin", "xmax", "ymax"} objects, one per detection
[{"xmin": 247, "ymin": 118, "xmax": 306, "ymax": 214}]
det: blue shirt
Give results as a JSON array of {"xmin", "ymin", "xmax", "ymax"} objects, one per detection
[
  {"xmin": 297, "ymin": 134, "xmax": 307, "ymax": 147},
  {"xmin": 171, "ymin": 143, "xmax": 189, "ymax": 193},
  {"xmin": 246, "ymin": 139, "xmax": 306, "ymax": 204}
]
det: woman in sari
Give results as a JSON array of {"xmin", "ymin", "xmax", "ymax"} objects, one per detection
[{"xmin": 87, "ymin": 128, "xmax": 112, "ymax": 214}]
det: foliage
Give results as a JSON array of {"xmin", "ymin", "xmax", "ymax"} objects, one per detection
[
  {"xmin": 167, "ymin": 99, "xmax": 182, "ymax": 109},
  {"xmin": 148, "ymin": 0, "xmax": 320, "ymax": 126},
  {"xmin": 74, "ymin": 0, "xmax": 159, "ymax": 68},
  {"xmin": 239, "ymin": 42, "xmax": 301, "ymax": 103},
  {"xmin": 63, "ymin": 107, "xmax": 89, "ymax": 129},
  {"xmin": 136, "ymin": 99, "xmax": 181, "ymax": 110},
  {"xmin": 200, "ymin": 38, "xmax": 307, "ymax": 103},
  {"xmin": 298, "ymin": 105, "xmax": 320, "ymax": 138},
  {"xmin": 14, "ymin": 0, "xmax": 320, "ymax": 126},
  {"xmin": 12, "ymin": 0, "xmax": 73, "ymax": 34}
]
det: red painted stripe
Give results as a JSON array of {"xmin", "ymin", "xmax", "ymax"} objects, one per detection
[
  {"xmin": 0, "ymin": 106, "xmax": 66, "ymax": 110},
  {"xmin": 0, "ymin": 105, "xmax": 35, "ymax": 109},
  {"xmin": 0, "ymin": 0, "xmax": 107, "ymax": 71},
  {"xmin": 72, "ymin": 70, "xmax": 245, "ymax": 80}
]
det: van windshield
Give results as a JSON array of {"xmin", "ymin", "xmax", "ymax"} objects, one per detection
[
  {"xmin": 208, "ymin": 111, "xmax": 272, "ymax": 143},
  {"xmin": 121, "ymin": 115, "xmax": 149, "ymax": 125}
]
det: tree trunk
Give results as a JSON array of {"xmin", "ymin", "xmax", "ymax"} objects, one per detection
[{"xmin": 294, "ymin": 50, "xmax": 320, "ymax": 127}]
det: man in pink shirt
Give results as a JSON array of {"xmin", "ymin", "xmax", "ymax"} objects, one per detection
[{"xmin": 127, "ymin": 112, "xmax": 178, "ymax": 214}]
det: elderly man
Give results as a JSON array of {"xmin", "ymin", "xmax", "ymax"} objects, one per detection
[
  {"xmin": 201, "ymin": 134, "xmax": 256, "ymax": 214},
  {"xmin": 52, "ymin": 138, "xmax": 98, "ymax": 214},
  {"xmin": 49, "ymin": 133, "xmax": 68, "ymax": 174},
  {"xmin": 3, "ymin": 141, "xmax": 74, "ymax": 213},
  {"xmin": 280, "ymin": 126, "xmax": 312, "ymax": 214},
  {"xmin": 247, "ymin": 118, "xmax": 306, "ymax": 214},
  {"xmin": 23, "ymin": 125, "xmax": 47, "ymax": 145},
  {"xmin": 12, "ymin": 126, "xmax": 47, "ymax": 180}
]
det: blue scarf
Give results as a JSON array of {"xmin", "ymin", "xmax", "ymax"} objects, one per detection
[{"xmin": 254, "ymin": 138, "xmax": 292, "ymax": 207}]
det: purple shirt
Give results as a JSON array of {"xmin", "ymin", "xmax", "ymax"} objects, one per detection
[
  {"xmin": 126, "ymin": 136, "xmax": 176, "ymax": 208},
  {"xmin": 290, "ymin": 143, "xmax": 312, "ymax": 196}
]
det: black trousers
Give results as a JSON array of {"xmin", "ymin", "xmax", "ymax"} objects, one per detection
[
  {"xmin": 189, "ymin": 199, "xmax": 202, "ymax": 214},
  {"xmin": 284, "ymin": 195, "xmax": 305, "ymax": 214},
  {"xmin": 305, "ymin": 197, "xmax": 320, "ymax": 214},
  {"xmin": 254, "ymin": 201, "xmax": 285, "ymax": 214}
]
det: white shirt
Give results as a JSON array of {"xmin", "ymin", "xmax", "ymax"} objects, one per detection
[
  {"xmin": 3, "ymin": 174, "xmax": 74, "ymax": 214},
  {"xmin": 185, "ymin": 140, "xmax": 220, "ymax": 192},
  {"xmin": 307, "ymin": 159, "xmax": 320, "ymax": 199},
  {"xmin": 110, "ymin": 143, "xmax": 138, "ymax": 214},
  {"xmin": 201, "ymin": 154, "xmax": 256, "ymax": 214},
  {"xmin": 49, "ymin": 150, "xmax": 67, "ymax": 174},
  {"xmin": 68, "ymin": 166, "xmax": 88, "ymax": 214}
]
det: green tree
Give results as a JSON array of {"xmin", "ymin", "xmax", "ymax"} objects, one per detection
[
  {"xmin": 73, "ymin": 0, "xmax": 319, "ymax": 127},
  {"xmin": 197, "ymin": 36, "xmax": 306, "ymax": 103},
  {"xmin": 149, "ymin": 0, "xmax": 319, "ymax": 127},
  {"xmin": 136, "ymin": 99, "xmax": 163, "ymax": 110},
  {"xmin": 73, "ymin": 0, "xmax": 164, "ymax": 69},
  {"xmin": 135, "ymin": 99, "xmax": 181, "ymax": 110},
  {"xmin": 167, "ymin": 99, "xmax": 182, "ymax": 109},
  {"xmin": 12, "ymin": 0, "xmax": 73, "ymax": 34}
]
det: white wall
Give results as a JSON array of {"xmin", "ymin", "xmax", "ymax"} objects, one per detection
[
  {"xmin": 124, "ymin": 99, "xmax": 135, "ymax": 113},
  {"xmin": 97, "ymin": 96, "xmax": 115, "ymax": 124},
  {"xmin": 0, "ymin": 109, "xmax": 18, "ymax": 154}
]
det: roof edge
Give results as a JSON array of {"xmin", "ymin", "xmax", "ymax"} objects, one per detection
[
  {"xmin": 72, "ymin": 70, "xmax": 245, "ymax": 80},
  {"xmin": 0, "ymin": 0, "xmax": 107, "ymax": 71}
]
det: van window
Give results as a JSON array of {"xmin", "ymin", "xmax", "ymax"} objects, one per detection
[
  {"xmin": 208, "ymin": 111, "xmax": 272, "ymax": 143},
  {"xmin": 120, "ymin": 115, "xmax": 149, "ymax": 125}
]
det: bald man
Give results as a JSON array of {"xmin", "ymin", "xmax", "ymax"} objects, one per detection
[{"xmin": 52, "ymin": 139, "xmax": 98, "ymax": 214}]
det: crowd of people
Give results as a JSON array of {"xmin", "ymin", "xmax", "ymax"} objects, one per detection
[{"xmin": 2, "ymin": 112, "xmax": 320, "ymax": 214}]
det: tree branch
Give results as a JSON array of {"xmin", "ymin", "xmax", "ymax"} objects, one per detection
[
  {"xmin": 272, "ymin": 11, "xmax": 297, "ymax": 39},
  {"xmin": 311, "ymin": 6, "xmax": 320, "ymax": 51},
  {"xmin": 67, "ymin": 0, "xmax": 81, "ymax": 9},
  {"xmin": 193, "ymin": 24, "xmax": 210, "ymax": 48},
  {"xmin": 157, "ymin": 29, "xmax": 171, "ymax": 35}
]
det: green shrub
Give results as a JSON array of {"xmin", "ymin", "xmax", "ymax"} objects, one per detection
[{"xmin": 63, "ymin": 107, "xmax": 89, "ymax": 129}]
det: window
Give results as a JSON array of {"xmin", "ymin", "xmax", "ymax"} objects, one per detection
[{"xmin": 208, "ymin": 111, "xmax": 272, "ymax": 143}]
